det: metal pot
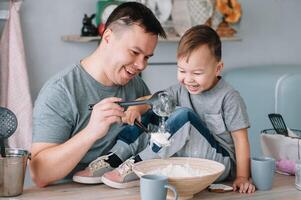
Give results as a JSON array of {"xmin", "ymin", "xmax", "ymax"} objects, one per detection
[{"xmin": 0, "ymin": 148, "xmax": 31, "ymax": 197}]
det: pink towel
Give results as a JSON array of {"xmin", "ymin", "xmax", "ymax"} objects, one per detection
[
  {"xmin": 0, "ymin": 1, "xmax": 32, "ymax": 150},
  {"xmin": 276, "ymin": 159, "xmax": 296, "ymax": 175}
]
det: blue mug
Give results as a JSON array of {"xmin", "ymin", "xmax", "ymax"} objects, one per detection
[
  {"xmin": 251, "ymin": 157, "xmax": 275, "ymax": 190},
  {"xmin": 140, "ymin": 174, "xmax": 178, "ymax": 200}
]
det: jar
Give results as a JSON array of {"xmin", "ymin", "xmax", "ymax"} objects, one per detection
[{"xmin": 295, "ymin": 160, "xmax": 301, "ymax": 190}]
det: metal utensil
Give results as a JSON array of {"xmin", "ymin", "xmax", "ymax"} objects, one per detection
[
  {"xmin": 152, "ymin": 91, "xmax": 176, "ymax": 117},
  {"xmin": 88, "ymin": 90, "xmax": 164, "ymax": 110},
  {"xmin": 268, "ymin": 113, "xmax": 288, "ymax": 136},
  {"xmin": 134, "ymin": 120, "xmax": 149, "ymax": 133},
  {"xmin": 0, "ymin": 107, "xmax": 18, "ymax": 157}
]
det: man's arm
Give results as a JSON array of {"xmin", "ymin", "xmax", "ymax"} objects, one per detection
[
  {"xmin": 30, "ymin": 97, "xmax": 125, "ymax": 187},
  {"xmin": 30, "ymin": 128, "xmax": 97, "ymax": 187}
]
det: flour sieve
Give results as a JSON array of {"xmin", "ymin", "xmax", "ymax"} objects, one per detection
[{"xmin": 0, "ymin": 107, "xmax": 18, "ymax": 157}]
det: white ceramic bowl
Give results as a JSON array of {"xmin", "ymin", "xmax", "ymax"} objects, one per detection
[{"xmin": 133, "ymin": 157, "xmax": 225, "ymax": 200}]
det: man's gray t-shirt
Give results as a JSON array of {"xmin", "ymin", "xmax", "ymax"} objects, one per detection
[
  {"xmin": 165, "ymin": 78, "xmax": 250, "ymax": 162},
  {"xmin": 33, "ymin": 64, "xmax": 150, "ymax": 169}
]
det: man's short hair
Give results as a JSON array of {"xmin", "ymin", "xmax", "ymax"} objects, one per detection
[
  {"xmin": 105, "ymin": 2, "xmax": 166, "ymax": 38},
  {"xmin": 177, "ymin": 25, "xmax": 221, "ymax": 61}
]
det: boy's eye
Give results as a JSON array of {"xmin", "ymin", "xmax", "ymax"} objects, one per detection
[
  {"xmin": 193, "ymin": 71, "xmax": 204, "ymax": 75},
  {"xmin": 178, "ymin": 69, "xmax": 185, "ymax": 73}
]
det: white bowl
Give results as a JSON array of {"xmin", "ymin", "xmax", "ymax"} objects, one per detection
[{"xmin": 133, "ymin": 157, "xmax": 225, "ymax": 200}]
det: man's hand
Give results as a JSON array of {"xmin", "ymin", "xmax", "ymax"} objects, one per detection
[
  {"xmin": 232, "ymin": 176, "xmax": 256, "ymax": 194},
  {"xmin": 86, "ymin": 97, "xmax": 125, "ymax": 139}
]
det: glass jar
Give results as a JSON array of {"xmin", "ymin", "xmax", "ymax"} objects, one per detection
[{"xmin": 295, "ymin": 160, "xmax": 301, "ymax": 190}]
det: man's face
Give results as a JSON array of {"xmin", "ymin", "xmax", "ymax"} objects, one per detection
[
  {"xmin": 103, "ymin": 24, "xmax": 158, "ymax": 86},
  {"xmin": 177, "ymin": 45, "xmax": 223, "ymax": 94}
]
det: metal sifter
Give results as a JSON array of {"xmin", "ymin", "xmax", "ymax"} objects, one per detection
[{"xmin": 0, "ymin": 107, "xmax": 18, "ymax": 157}]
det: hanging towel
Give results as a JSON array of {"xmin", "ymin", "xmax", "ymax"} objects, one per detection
[{"xmin": 0, "ymin": 0, "xmax": 32, "ymax": 150}]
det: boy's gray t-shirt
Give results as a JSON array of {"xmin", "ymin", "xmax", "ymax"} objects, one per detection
[
  {"xmin": 165, "ymin": 78, "xmax": 250, "ymax": 162},
  {"xmin": 33, "ymin": 64, "xmax": 150, "ymax": 166}
]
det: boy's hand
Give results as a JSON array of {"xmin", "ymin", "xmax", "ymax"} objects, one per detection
[
  {"xmin": 232, "ymin": 176, "xmax": 256, "ymax": 194},
  {"xmin": 122, "ymin": 109, "xmax": 142, "ymax": 125}
]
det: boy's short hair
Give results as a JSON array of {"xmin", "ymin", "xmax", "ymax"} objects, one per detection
[
  {"xmin": 177, "ymin": 25, "xmax": 221, "ymax": 61},
  {"xmin": 105, "ymin": 2, "xmax": 166, "ymax": 38}
]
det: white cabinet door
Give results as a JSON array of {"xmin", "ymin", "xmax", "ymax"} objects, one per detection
[{"xmin": 141, "ymin": 63, "xmax": 178, "ymax": 93}]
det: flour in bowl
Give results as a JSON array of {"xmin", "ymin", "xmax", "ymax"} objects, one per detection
[{"xmin": 149, "ymin": 164, "xmax": 210, "ymax": 177}]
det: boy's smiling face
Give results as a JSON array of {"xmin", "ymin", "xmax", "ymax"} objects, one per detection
[{"xmin": 177, "ymin": 44, "xmax": 223, "ymax": 94}]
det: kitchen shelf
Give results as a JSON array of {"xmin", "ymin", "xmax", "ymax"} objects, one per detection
[
  {"xmin": 61, "ymin": 34, "xmax": 181, "ymax": 43},
  {"xmin": 61, "ymin": 34, "xmax": 241, "ymax": 43},
  {"xmin": 61, "ymin": 35, "xmax": 101, "ymax": 43}
]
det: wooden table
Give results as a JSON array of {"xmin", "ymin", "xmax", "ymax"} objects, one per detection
[{"xmin": 5, "ymin": 174, "xmax": 301, "ymax": 200}]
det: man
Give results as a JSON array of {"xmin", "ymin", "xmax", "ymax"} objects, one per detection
[{"xmin": 30, "ymin": 2, "xmax": 166, "ymax": 187}]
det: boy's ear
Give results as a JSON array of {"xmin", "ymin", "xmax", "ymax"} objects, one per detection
[{"xmin": 216, "ymin": 61, "xmax": 224, "ymax": 76}]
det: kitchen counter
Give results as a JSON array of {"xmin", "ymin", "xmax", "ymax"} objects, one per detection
[{"xmin": 6, "ymin": 174, "xmax": 301, "ymax": 200}]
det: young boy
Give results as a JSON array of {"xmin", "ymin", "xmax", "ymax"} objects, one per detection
[{"xmin": 73, "ymin": 25, "xmax": 255, "ymax": 193}]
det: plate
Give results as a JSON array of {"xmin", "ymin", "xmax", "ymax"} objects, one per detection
[
  {"xmin": 143, "ymin": 0, "xmax": 172, "ymax": 23},
  {"xmin": 172, "ymin": 0, "xmax": 214, "ymax": 36}
]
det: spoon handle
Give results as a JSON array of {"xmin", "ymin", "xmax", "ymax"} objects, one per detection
[
  {"xmin": 0, "ymin": 139, "xmax": 6, "ymax": 157},
  {"xmin": 118, "ymin": 100, "xmax": 149, "ymax": 107},
  {"xmin": 88, "ymin": 99, "xmax": 150, "ymax": 110},
  {"xmin": 134, "ymin": 120, "xmax": 149, "ymax": 133}
]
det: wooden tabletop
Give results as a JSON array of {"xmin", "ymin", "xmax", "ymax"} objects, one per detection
[{"xmin": 6, "ymin": 174, "xmax": 301, "ymax": 200}]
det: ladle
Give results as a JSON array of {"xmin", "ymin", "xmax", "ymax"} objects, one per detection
[
  {"xmin": 151, "ymin": 91, "xmax": 176, "ymax": 117},
  {"xmin": 0, "ymin": 107, "xmax": 18, "ymax": 157}
]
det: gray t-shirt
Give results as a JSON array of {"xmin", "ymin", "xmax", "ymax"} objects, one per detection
[
  {"xmin": 33, "ymin": 64, "xmax": 150, "ymax": 167},
  {"xmin": 165, "ymin": 78, "xmax": 250, "ymax": 162}
]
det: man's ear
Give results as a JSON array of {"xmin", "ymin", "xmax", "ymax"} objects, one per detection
[
  {"xmin": 216, "ymin": 61, "xmax": 224, "ymax": 76},
  {"xmin": 102, "ymin": 28, "xmax": 113, "ymax": 44}
]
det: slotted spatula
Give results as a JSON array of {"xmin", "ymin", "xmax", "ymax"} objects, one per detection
[
  {"xmin": 268, "ymin": 113, "xmax": 288, "ymax": 136},
  {"xmin": 0, "ymin": 107, "xmax": 18, "ymax": 157}
]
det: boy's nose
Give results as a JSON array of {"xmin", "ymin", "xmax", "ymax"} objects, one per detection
[{"xmin": 184, "ymin": 75, "xmax": 194, "ymax": 83}]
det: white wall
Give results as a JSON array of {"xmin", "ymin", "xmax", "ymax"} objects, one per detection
[{"xmin": 18, "ymin": 0, "xmax": 301, "ymax": 100}]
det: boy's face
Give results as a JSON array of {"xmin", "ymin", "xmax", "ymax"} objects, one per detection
[
  {"xmin": 177, "ymin": 45, "xmax": 223, "ymax": 94},
  {"xmin": 102, "ymin": 24, "xmax": 158, "ymax": 86}
]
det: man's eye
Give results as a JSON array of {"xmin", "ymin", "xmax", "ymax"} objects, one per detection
[{"xmin": 131, "ymin": 50, "xmax": 139, "ymax": 55}]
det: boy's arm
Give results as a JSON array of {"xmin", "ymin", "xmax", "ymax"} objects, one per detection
[
  {"xmin": 122, "ymin": 95, "xmax": 151, "ymax": 125},
  {"xmin": 232, "ymin": 128, "xmax": 250, "ymax": 179},
  {"xmin": 231, "ymin": 128, "xmax": 256, "ymax": 193}
]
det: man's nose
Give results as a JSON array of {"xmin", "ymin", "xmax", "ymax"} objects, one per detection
[{"xmin": 134, "ymin": 57, "xmax": 147, "ymax": 70}]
